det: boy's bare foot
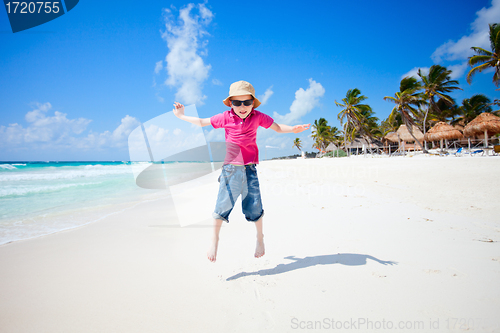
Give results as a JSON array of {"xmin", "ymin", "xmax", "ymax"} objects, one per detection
[
  {"xmin": 255, "ymin": 237, "xmax": 265, "ymax": 258},
  {"xmin": 207, "ymin": 238, "xmax": 219, "ymax": 262}
]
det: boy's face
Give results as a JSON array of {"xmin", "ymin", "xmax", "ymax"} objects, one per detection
[{"xmin": 230, "ymin": 94, "xmax": 254, "ymax": 119}]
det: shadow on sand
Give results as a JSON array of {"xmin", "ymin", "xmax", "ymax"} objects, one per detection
[{"xmin": 226, "ymin": 253, "xmax": 397, "ymax": 281}]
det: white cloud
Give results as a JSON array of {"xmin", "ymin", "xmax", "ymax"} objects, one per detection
[
  {"xmin": 212, "ymin": 78, "xmax": 223, "ymax": 86},
  {"xmin": 401, "ymin": 67, "xmax": 429, "ymax": 80},
  {"xmin": 144, "ymin": 124, "xmax": 170, "ymax": 143},
  {"xmin": 154, "ymin": 60, "xmax": 164, "ymax": 74},
  {"xmin": 432, "ymin": 0, "xmax": 499, "ymax": 63},
  {"xmin": 401, "ymin": 63, "xmax": 466, "ymax": 81},
  {"xmin": 261, "ymin": 135, "xmax": 288, "ymax": 150},
  {"xmin": 427, "ymin": 0, "xmax": 500, "ymax": 81},
  {"xmin": 399, "ymin": 1, "xmax": 500, "ymax": 83},
  {"xmin": 447, "ymin": 63, "xmax": 469, "ymax": 80},
  {"xmin": 258, "ymin": 86, "xmax": 274, "ymax": 106},
  {"xmin": 0, "ymin": 123, "xmax": 24, "ymax": 145},
  {"xmin": 112, "ymin": 115, "xmax": 141, "ymax": 142},
  {"xmin": 273, "ymin": 79, "xmax": 325, "ymax": 124},
  {"xmin": 155, "ymin": 92, "xmax": 165, "ymax": 103},
  {"xmin": 0, "ymin": 103, "xmax": 92, "ymax": 144},
  {"xmin": 161, "ymin": 3, "xmax": 213, "ymax": 106},
  {"xmin": 70, "ymin": 116, "xmax": 141, "ymax": 150},
  {"xmin": 197, "ymin": 3, "xmax": 214, "ymax": 22},
  {"xmin": 0, "ymin": 103, "xmax": 140, "ymax": 151},
  {"xmin": 203, "ymin": 127, "xmax": 224, "ymax": 142}
]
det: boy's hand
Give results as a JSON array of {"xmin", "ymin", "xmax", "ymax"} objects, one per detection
[
  {"xmin": 173, "ymin": 102, "xmax": 185, "ymax": 118},
  {"xmin": 292, "ymin": 124, "xmax": 311, "ymax": 133}
]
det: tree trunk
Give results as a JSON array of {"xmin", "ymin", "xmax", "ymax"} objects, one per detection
[
  {"xmin": 344, "ymin": 130, "xmax": 348, "ymax": 158},
  {"xmin": 485, "ymin": 129, "xmax": 489, "ymax": 157},
  {"xmin": 423, "ymin": 99, "xmax": 438, "ymax": 154},
  {"xmin": 409, "ymin": 130, "xmax": 426, "ymax": 153},
  {"xmin": 423, "ymin": 108, "xmax": 429, "ymax": 152},
  {"xmin": 406, "ymin": 120, "xmax": 427, "ymax": 153}
]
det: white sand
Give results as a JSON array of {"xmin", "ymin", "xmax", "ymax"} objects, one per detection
[{"xmin": 1, "ymin": 156, "xmax": 499, "ymax": 332}]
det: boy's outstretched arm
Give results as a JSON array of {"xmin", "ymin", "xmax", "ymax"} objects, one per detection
[
  {"xmin": 173, "ymin": 102, "xmax": 211, "ymax": 127},
  {"xmin": 270, "ymin": 122, "xmax": 310, "ymax": 133}
]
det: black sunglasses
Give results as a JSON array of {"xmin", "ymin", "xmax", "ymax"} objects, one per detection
[{"xmin": 231, "ymin": 99, "xmax": 254, "ymax": 107}]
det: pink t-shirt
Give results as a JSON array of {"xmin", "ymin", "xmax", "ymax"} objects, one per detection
[{"xmin": 211, "ymin": 109, "xmax": 274, "ymax": 165}]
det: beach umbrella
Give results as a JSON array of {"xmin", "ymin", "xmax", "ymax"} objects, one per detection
[
  {"xmin": 424, "ymin": 122, "xmax": 463, "ymax": 151},
  {"xmin": 463, "ymin": 113, "xmax": 500, "ymax": 151}
]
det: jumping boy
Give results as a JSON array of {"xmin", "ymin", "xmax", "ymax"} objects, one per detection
[{"xmin": 173, "ymin": 80, "xmax": 310, "ymax": 262}]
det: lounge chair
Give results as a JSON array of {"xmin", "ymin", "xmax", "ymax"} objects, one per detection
[
  {"xmin": 453, "ymin": 147, "xmax": 463, "ymax": 157},
  {"xmin": 470, "ymin": 149, "xmax": 483, "ymax": 156}
]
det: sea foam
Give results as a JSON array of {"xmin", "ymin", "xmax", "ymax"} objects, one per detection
[{"xmin": 0, "ymin": 162, "xmax": 166, "ymax": 245}]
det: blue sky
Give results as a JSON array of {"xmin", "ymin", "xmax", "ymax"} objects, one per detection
[{"xmin": 1, "ymin": 0, "xmax": 499, "ymax": 161}]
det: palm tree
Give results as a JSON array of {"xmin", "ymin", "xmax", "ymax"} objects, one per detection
[
  {"xmin": 418, "ymin": 65, "xmax": 462, "ymax": 149},
  {"xmin": 380, "ymin": 113, "xmax": 402, "ymax": 136},
  {"xmin": 311, "ymin": 118, "xmax": 332, "ymax": 153},
  {"xmin": 329, "ymin": 126, "xmax": 342, "ymax": 143},
  {"xmin": 467, "ymin": 23, "xmax": 500, "ymax": 86},
  {"xmin": 326, "ymin": 126, "xmax": 344, "ymax": 156},
  {"xmin": 490, "ymin": 98, "xmax": 500, "ymax": 115},
  {"xmin": 413, "ymin": 105, "xmax": 429, "ymax": 129},
  {"xmin": 453, "ymin": 94, "xmax": 492, "ymax": 125},
  {"xmin": 432, "ymin": 98, "xmax": 460, "ymax": 123},
  {"xmin": 330, "ymin": 126, "xmax": 341, "ymax": 139},
  {"xmin": 361, "ymin": 108, "xmax": 381, "ymax": 139},
  {"xmin": 335, "ymin": 88, "xmax": 372, "ymax": 151},
  {"xmin": 292, "ymin": 138, "xmax": 302, "ymax": 152},
  {"xmin": 383, "ymin": 77, "xmax": 427, "ymax": 151}
]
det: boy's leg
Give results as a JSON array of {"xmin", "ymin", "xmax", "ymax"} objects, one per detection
[
  {"xmin": 209, "ymin": 165, "xmax": 242, "ymax": 262},
  {"xmin": 242, "ymin": 165, "xmax": 265, "ymax": 258},
  {"xmin": 207, "ymin": 218, "xmax": 223, "ymax": 262},
  {"xmin": 254, "ymin": 216, "xmax": 265, "ymax": 258}
]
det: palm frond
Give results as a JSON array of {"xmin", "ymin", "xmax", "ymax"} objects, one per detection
[
  {"xmin": 467, "ymin": 63, "xmax": 494, "ymax": 84},
  {"xmin": 433, "ymin": 92, "xmax": 455, "ymax": 106},
  {"xmin": 493, "ymin": 67, "xmax": 500, "ymax": 87},
  {"xmin": 470, "ymin": 47, "xmax": 492, "ymax": 57},
  {"xmin": 489, "ymin": 23, "xmax": 500, "ymax": 52},
  {"xmin": 468, "ymin": 54, "xmax": 494, "ymax": 66}
]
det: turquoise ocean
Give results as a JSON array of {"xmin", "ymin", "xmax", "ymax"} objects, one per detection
[{"xmin": 0, "ymin": 161, "xmax": 165, "ymax": 245}]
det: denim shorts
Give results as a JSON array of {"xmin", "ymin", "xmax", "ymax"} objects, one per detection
[{"xmin": 212, "ymin": 164, "xmax": 264, "ymax": 223}]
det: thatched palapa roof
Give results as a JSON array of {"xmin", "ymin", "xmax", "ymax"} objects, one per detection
[
  {"xmin": 325, "ymin": 142, "xmax": 338, "ymax": 152},
  {"xmin": 396, "ymin": 125, "xmax": 424, "ymax": 142},
  {"xmin": 463, "ymin": 112, "xmax": 500, "ymax": 137},
  {"xmin": 345, "ymin": 137, "xmax": 383, "ymax": 149},
  {"xmin": 424, "ymin": 122, "xmax": 463, "ymax": 141},
  {"xmin": 383, "ymin": 132, "xmax": 399, "ymax": 143}
]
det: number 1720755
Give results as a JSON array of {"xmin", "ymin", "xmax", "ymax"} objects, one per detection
[{"xmin": 5, "ymin": 2, "xmax": 61, "ymax": 14}]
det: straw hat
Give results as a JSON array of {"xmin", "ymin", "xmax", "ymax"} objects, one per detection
[{"xmin": 222, "ymin": 81, "xmax": 261, "ymax": 108}]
